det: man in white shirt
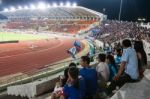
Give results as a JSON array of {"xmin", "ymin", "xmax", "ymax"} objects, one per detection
[
  {"xmin": 96, "ymin": 53, "xmax": 110, "ymax": 92},
  {"xmin": 96, "ymin": 53, "xmax": 110, "ymax": 82},
  {"xmin": 107, "ymin": 39, "xmax": 139, "ymax": 95}
]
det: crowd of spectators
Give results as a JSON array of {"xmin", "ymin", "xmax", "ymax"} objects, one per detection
[
  {"xmin": 90, "ymin": 20, "xmax": 150, "ymax": 43},
  {"xmin": 50, "ymin": 38, "xmax": 147, "ymax": 99}
]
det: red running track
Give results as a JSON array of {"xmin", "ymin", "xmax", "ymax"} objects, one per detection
[{"xmin": 0, "ymin": 37, "xmax": 80, "ymax": 77}]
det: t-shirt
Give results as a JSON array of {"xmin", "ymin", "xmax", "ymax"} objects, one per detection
[
  {"xmin": 79, "ymin": 67, "xmax": 97, "ymax": 96},
  {"xmin": 114, "ymin": 55, "xmax": 122, "ymax": 66},
  {"xmin": 63, "ymin": 77, "xmax": 85, "ymax": 99},
  {"xmin": 108, "ymin": 63, "xmax": 117, "ymax": 81},
  {"xmin": 121, "ymin": 47, "xmax": 139, "ymax": 79},
  {"xmin": 96, "ymin": 62, "xmax": 110, "ymax": 81}
]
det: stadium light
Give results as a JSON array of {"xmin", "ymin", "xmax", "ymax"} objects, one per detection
[
  {"xmin": 4, "ymin": 8, "xmax": 9, "ymax": 12},
  {"xmin": 66, "ymin": 2, "xmax": 71, "ymax": 7},
  {"xmin": 10, "ymin": 7, "xmax": 16, "ymax": 12},
  {"xmin": 38, "ymin": 2, "xmax": 46, "ymax": 9},
  {"xmin": 30, "ymin": 4, "xmax": 36, "ymax": 10},
  {"xmin": 18, "ymin": 6, "xmax": 23, "ymax": 10},
  {"xmin": 60, "ymin": 2, "xmax": 64, "ymax": 7},
  {"xmin": 47, "ymin": 4, "xmax": 51, "ymax": 8},
  {"xmin": 72, "ymin": 2, "xmax": 77, "ymax": 7},
  {"xmin": 24, "ymin": 6, "xmax": 29, "ymax": 10},
  {"xmin": 142, "ymin": 18, "xmax": 146, "ymax": 21},
  {"xmin": 138, "ymin": 18, "xmax": 146, "ymax": 22},
  {"xmin": 52, "ymin": 3, "xmax": 58, "ymax": 7}
]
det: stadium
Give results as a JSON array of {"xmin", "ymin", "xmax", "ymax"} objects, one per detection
[{"xmin": 0, "ymin": 1, "xmax": 150, "ymax": 99}]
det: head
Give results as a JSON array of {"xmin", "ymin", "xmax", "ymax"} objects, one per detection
[
  {"xmin": 122, "ymin": 39, "xmax": 132, "ymax": 48},
  {"xmin": 68, "ymin": 67, "xmax": 79, "ymax": 82},
  {"xmin": 115, "ymin": 48, "xmax": 122, "ymax": 57},
  {"xmin": 63, "ymin": 62, "xmax": 77, "ymax": 87},
  {"xmin": 134, "ymin": 41, "xmax": 147, "ymax": 65},
  {"xmin": 134, "ymin": 41, "xmax": 144, "ymax": 52},
  {"xmin": 98, "ymin": 53, "xmax": 106, "ymax": 62},
  {"xmin": 106, "ymin": 54, "xmax": 115, "ymax": 65},
  {"xmin": 69, "ymin": 62, "xmax": 77, "ymax": 67},
  {"xmin": 80, "ymin": 56, "xmax": 90, "ymax": 67}
]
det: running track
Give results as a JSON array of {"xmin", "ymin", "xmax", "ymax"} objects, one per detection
[{"xmin": 0, "ymin": 37, "xmax": 82, "ymax": 77}]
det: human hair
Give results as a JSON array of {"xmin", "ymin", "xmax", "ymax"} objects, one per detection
[
  {"xmin": 134, "ymin": 41, "xmax": 147, "ymax": 65},
  {"xmin": 64, "ymin": 63, "xmax": 77, "ymax": 81},
  {"xmin": 81, "ymin": 55, "xmax": 90, "ymax": 65},
  {"xmin": 69, "ymin": 62, "xmax": 77, "ymax": 67},
  {"xmin": 106, "ymin": 54, "xmax": 117, "ymax": 70},
  {"xmin": 68, "ymin": 67, "xmax": 79, "ymax": 89},
  {"xmin": 115, "ymin": 48, "xmax": 122, "ymax": 57},
  {"xmin": 122, "ymin": 39, "xmax": 132, "ymax": 48},
  {"xmin": 98, "ymin": 53, "xmax": 106, "ymax": 62}
]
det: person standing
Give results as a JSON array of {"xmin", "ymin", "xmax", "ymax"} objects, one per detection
[{"xmin": 134, "ymin": 40, "xmax": 147, "ymax": 78}]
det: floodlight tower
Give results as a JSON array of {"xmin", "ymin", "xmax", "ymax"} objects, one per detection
[{"xmin": 118, "ymin": 0, "xmax": 123, "ymax": 21}]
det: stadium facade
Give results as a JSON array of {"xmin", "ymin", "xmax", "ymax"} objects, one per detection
[{"xmin": 0, "ymin": 5, "xmax": 107, "ymax": 33}]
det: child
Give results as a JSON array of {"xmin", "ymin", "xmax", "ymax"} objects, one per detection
[{"xmin": 106, "ymin": 55, "xmax": 118, "ymax": 81}]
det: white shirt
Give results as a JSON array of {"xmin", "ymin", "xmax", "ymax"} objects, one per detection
[
  {"xmin": 96, "ymin": 62, "xmax": 110, "ymax": 81},
  {"xmin": 121, "ymin": 47, "xmax": 139, "ymax": 79}
]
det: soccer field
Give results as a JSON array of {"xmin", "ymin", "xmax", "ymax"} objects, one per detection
[{"xmin": 0, "ymin": 32, "xmax": 49, "ymax": 41}]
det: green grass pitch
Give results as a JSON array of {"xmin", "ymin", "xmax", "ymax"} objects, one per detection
[{"xmin": 0, "ymin": 32, "xmax": 49, "ymax": 41}]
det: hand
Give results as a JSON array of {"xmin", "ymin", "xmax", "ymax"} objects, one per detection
[
  {"xmin": 55, "ymin": 90, "xmax": 63, "ymax": 97},
  {"xmin": 113, "ymin": 74, "xmax": 120, "ymax": 81}
]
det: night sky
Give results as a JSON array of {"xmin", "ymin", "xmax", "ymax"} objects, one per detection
[{"xmin": 0, "ymin": 0, "xmax": 150, "ymax": 22}]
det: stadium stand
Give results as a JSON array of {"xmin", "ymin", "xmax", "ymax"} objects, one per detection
[
  {"xmin": 0, "ymin": 3, "xmax": 150, "ymax": 99},
  {"xmin": 88, "ymin": 20, "xmax": 150, "ymax": 43},
  {"xmin": 0, "ymin": 6, "xmax": 103, "ymax": 34}
]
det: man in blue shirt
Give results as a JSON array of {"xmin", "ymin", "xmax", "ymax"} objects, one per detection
[
  {"xmin": 79, "ymin": 56, "xmax": 97, "ymax": 99},
  {"xmin": 107, "ymin": 39, "xmax": 139, "ymax": 95}
]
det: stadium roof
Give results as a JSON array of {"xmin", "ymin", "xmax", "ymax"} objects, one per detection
[{"xmin": 0, "ymin": 6, "xmax": 104, "ymax": 20}]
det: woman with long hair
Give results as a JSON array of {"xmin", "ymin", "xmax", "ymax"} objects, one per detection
[
  {"xmin": 60, "ymin": 67, "xmax": 85, "ymax": 99},
  {"xmin": 134, "ymin": 40, "xmax": 147, "ymax": 78}
]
